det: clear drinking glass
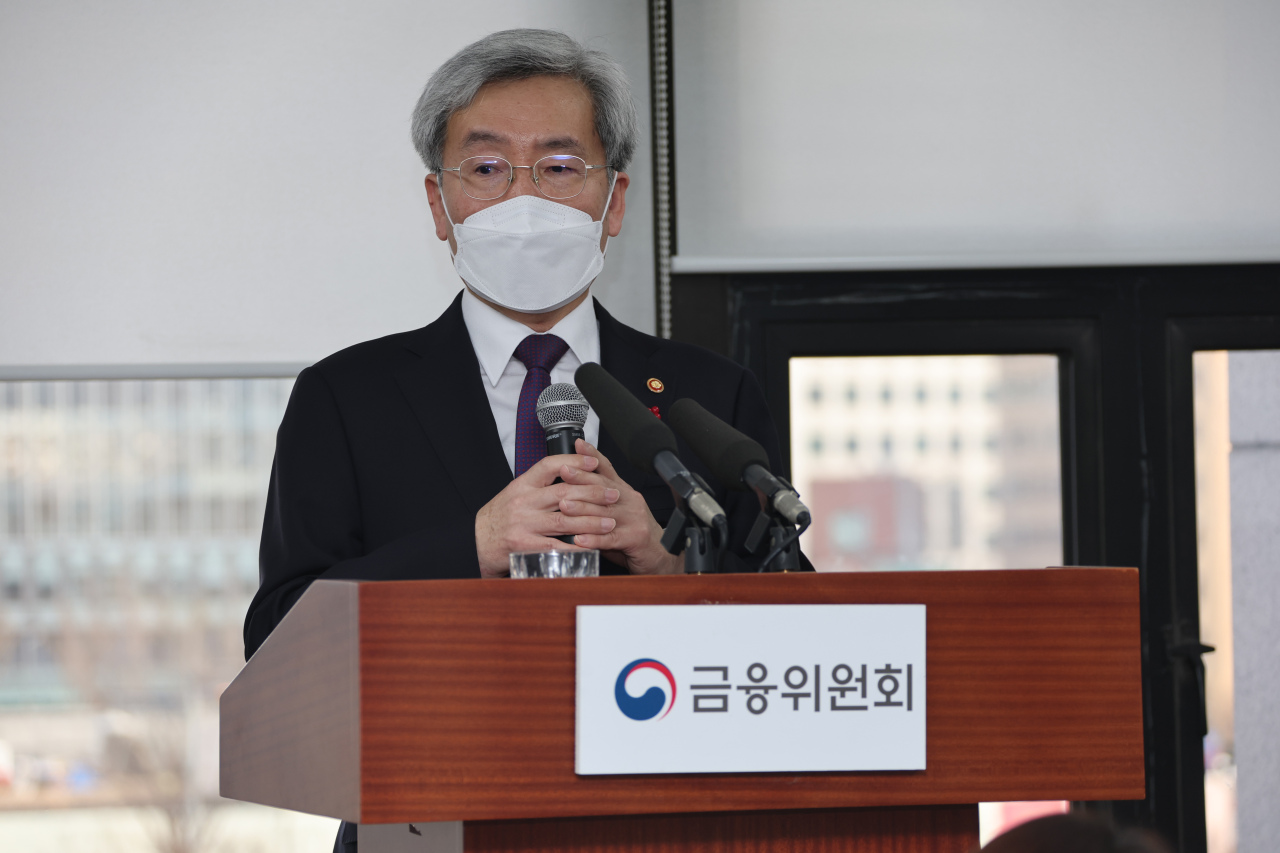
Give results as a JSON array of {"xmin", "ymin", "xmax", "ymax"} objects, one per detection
[{"xmin": 508, "ymin": 549, "xmax": 600, "ymax": 578}]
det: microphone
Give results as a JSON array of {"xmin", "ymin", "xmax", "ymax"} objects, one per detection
[
  {"xmin": 536, "ymin": 383, "xmax": 589, "ymax": 546},
  {"xmin": 537, "ymin": 383, "xmax": 589, "ymax": 457},
  {"xmin": 574, "ymin": 363, "xmax": 727, "ymax": 533},
  {"xmin": 666, "ymin": 398, "xmax": 811, "ymax": 526}
]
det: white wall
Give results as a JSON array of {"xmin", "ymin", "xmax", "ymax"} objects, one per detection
[
  {"xmin": 673, "ymin": 0, "xmax": 1280, "ymax": 271},
  {"xmin": 1229, "ymin": 350, "xmax": 1280, "ymax": 850},
  {"xmin": 0, "ymin": 1, "xmax": 653, "ymax": 375}
]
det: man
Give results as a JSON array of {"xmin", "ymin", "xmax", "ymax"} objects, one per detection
[{"xmin": 243, "ymin": 30, "xmax": 796, "ymax": 848}]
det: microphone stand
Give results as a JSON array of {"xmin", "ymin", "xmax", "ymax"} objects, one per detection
[
  {"xmin": 743, "ymin": 474, "xmax": 811, "ymax": 573},
  {"xmin": 653, "ymin": 456, "xmax": 727, "ymax": 574},
  {"xmin": 660, "ymin": 503, "xmax": 725, "ymax": 574}
]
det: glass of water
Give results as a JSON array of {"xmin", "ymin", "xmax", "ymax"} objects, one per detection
[{"xmin": 508, "ymin": 549, "xmax": 600, "ymax": 578}]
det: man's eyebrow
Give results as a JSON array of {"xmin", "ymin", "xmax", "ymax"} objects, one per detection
[
  {"xmin": 536, "ymin": 136, "xmax": 586, "ymax": 154},
  {"xmin": 459, "ymin": 129, "xmax": 508, "ymax": 149},
  {"xmin": 457, "ymin": 130, "xmax": 590, "ymax": 156}
]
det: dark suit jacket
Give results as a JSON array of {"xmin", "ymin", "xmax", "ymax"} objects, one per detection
[{"xmin": 244, "ymin": 293, "xmax": 792, "ymax": 659}]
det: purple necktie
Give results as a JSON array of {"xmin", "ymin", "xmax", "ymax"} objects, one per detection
[{"xmin": 513, "ymin": 333, "xmax": 570, "ymax": 477}]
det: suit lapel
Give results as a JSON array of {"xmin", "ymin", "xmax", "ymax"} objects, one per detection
[
  {"xmin": 394, "ymin": 294, "xmax": 512, "ymax": 515},
  {"xmin": 595, "ymin": 300, "xmax": 665, "ymax": 491}
]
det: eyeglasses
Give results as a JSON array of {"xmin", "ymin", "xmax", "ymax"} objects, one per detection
[{"xmin": 438, "ymin": 155, "xmax": 609, "ymax": 201}]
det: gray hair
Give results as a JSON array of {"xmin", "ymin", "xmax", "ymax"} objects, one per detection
[{"xmin": 411, "ymin": 29, "xmax": 638, "ymax": 174}]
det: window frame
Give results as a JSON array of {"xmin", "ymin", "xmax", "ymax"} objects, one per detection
[{"xmin": 672, "ymin": 261, "xmax": 1280, "ymax": 852}]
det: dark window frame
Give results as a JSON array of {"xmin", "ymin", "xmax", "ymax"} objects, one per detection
[{"xmin": 672, "ymin": 261, "xmax": 1280, "ymax": 853}]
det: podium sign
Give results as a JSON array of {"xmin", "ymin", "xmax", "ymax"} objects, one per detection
[{"xmin": 575, "ymin": 604, "xmax": 926, "ymax": 775}]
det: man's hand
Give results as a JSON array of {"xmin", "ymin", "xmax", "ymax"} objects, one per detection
[
  {"xmin": 474, "ymin": 451, "xmax": 623, "ymax": 577},
  {"xmin": 557, "ymin": 440, "xmax": 684, "ymax": 576}
]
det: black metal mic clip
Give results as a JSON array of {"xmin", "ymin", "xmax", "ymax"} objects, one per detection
[
  {"xmin": 744, "ymin": 473, "xmax": 807, "ymax": 572},
  {"xmin": 659, "ymin": 470, "xmax": 726, "ymax": 574}
]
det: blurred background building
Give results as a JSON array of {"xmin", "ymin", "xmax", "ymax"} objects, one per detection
[
  {"xmin": 790, "ymin": 355, "xmax": 1061, "ymax": 573},
  {"xmin": 0, "ymin": 378, "xmax": 338, "ymax": 851}
]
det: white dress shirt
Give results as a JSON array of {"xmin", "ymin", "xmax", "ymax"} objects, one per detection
[{"xmin": 460, "ymin": 287, "xmax": 602, "ymax": 475}]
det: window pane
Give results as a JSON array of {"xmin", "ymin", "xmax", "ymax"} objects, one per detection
[
  {"xmin": 792, "ymin": 355, "xmax": 1067, "ymax": 840},
  {"xmin": 789, "ymin": 355, "xmax": 1063, "ymax": 572},
  {"xmin": 792, "ymin": 355, "xmax": 1067, "ymax": 838},
  {"xmin": 1194, "ymin": 351, "xmax": 1236, "ymax": 853},
  {"xmin": 0, "ymin": 378, "xmax": 338, "ymax": 850}
]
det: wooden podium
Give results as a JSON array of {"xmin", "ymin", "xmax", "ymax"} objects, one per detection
[{"xmin": 221, "ymin": 569, "xmax": 1144, "ymax": 852}]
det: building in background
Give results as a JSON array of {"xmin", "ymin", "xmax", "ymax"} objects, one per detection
[
  {"xmin": 0, "ymin": 378, "xmax": 335, "ymax": 851},
  {"xmin": 789, "ymin": 355, "xmax": 1062, "ymax": 573}
]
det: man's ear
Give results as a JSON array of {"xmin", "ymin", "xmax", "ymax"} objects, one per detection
[
  {"xmin": 605, "ymin": 171, "xmax": 629, "ymax": 238},
  {"xmin": 424, "ymin": 174, "xmax": 452, "ymax": 245}
]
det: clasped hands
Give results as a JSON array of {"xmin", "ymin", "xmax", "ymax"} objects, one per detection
[{"xmin": 475, "ymin": 439, "xmax": 682, "ymax": 578}]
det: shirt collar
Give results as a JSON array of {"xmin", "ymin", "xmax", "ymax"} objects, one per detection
[{"xmin": 460, "ymin": 288, "xmax": 601, "ymax": 388}]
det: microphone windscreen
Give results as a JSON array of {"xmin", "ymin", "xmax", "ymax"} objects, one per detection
[
  {"xmin": 667, "ymin": 398, "xmax": 768, "ymax": 490},
  {"xmin": 574, "ymin": 363, "xmax": 676, "ymax": 474},
  {"xmin": 536, "ymin": 383, "xmax": 590, "ymax": 431}
]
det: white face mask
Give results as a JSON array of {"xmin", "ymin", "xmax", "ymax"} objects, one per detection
[{"xmin": 441, "ymin": 182, "xmax": 614, "ymax": 314}]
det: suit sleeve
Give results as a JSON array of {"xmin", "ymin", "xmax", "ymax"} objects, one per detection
[{"xmin": 243, "ymin": 366, "xmax": 479, "ymax": 659}]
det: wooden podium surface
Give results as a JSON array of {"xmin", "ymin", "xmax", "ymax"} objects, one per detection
[{"xmin": 221, "ymin": 568, "xmax": 1143, "ymax": 832}]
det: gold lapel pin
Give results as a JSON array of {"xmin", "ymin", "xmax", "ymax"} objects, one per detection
[{"xmin": 647, "ymin": 377, "xmax": 665, "ymax": 393}]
